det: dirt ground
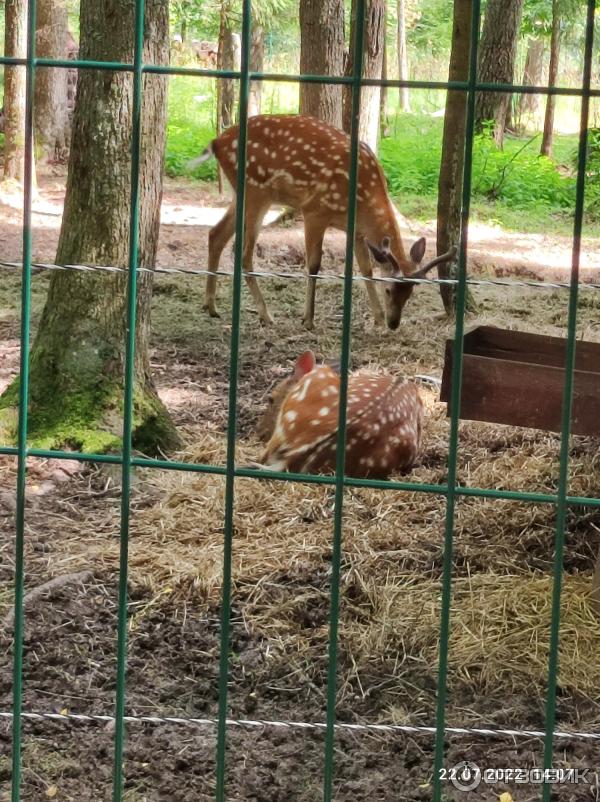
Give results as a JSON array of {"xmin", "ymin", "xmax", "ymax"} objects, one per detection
[{"xmin": 1, "ymin": 173, "xmax": 600, "ymax": 801}]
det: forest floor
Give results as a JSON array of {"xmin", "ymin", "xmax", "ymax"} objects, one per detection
[{"xmin": 0, "ymin": 174, "xmax": 600, "ymax": 801}]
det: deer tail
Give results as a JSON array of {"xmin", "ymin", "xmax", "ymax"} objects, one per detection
[{"xmin": 187, "ymin": 142, "xmax": 214, "ymax": 170}]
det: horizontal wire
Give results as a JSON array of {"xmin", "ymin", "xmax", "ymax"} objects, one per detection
[
  {"xmin": 0, "ymin": 710, "xmax": 599, "ymax": 742},
  {"xmin": 1, "ymin": 258, "xmax": 599, "ymax": 291},
  {"xmin": 0, "ymin": 53, "xmax": 599, "ymax": 97}
]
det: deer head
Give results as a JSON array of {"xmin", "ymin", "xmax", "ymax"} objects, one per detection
[
  {"xmin": 367, "ymin": 237, "xmax": 457, "ymax": 330},
  {"xmin": 255, "ymin": 350, "xmax": 317, "ymax": 443}
]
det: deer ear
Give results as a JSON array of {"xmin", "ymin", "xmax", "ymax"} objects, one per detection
[
  {"xmin": 367, "ymin": 240, "xmax": 388, "ymax": 264},
  {"xmin": 410, "ymin": 237, "xmax": 427, "ymax": 265},
  {"xmin": 293, "ymin": 350, "xmax": 316, "ymax": 379}
]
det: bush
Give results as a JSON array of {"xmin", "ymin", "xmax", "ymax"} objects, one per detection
[{"xmin": 379, "ymin": 114, "xmax": 577, "ymax": 216}]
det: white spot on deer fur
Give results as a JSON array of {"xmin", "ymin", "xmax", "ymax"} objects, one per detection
[
  {"xmin": 311, "ymin": 419, "xmax": 321, "ymax": 426},
  {"xmin": 232, "ymin": 139, "xmax": 238, "ymax": 149},
  {"xmin": 264, "ymin": 127, "xmax": 270, "ymax": 135},
  {"xmin": 284, "ymin": 410, "xmax": 298, "ymax": 423},
  {"xmin": 295, "ymin": 378, "xmax": 312, "ymax": 402},
  {"xmin": 319, "ymin": 406, "xmax": 330, "ymax": 417}
]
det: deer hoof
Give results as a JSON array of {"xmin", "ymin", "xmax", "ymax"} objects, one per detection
[
  {"xmin": 203, "ymin": 303, "xmax": 221, "ymax": 319},
  {"xmin": 302, "ymin": 317, "xmax": 315, "ymax": 331}
]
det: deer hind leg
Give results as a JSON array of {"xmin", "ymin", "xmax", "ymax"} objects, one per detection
[
  {"xmin": 354, "ymin": 234, "xmax": 385, "ymax": 327},
  {"xmin": 242, "ymin": 201, "xmax": 273, "ymax": 325},
  {"xmin": 302, "ymin": 215, "xmax": 327, "ymax": 331},
  {"xmin": 205, "ymin": 202, "xmax": 236, "ymax": 317}
]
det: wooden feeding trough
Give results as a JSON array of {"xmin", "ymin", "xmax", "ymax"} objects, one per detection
[{"xmin": 440, "ymin": 326, "xmax": 600, "ymax": 436}]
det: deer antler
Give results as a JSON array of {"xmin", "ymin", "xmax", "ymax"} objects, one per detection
[{"xmin": 411, "ymin": 246, "xmax": 458, "ymax": 278}]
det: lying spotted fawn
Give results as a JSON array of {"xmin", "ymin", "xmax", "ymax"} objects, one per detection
[{"xmin": 255, "ymin": 350, "xmax": 424, "ymax": 479}]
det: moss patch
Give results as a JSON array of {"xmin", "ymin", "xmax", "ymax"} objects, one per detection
[{"xmin": 0, "ymin": 376, "xmax": 180, "ymax": 455}]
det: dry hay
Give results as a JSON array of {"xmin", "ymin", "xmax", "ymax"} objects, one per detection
[{"xmin": 56, "ymin": 395, "xmax": 599, "ymax": 700}]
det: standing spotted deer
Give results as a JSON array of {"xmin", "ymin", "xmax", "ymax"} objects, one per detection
[
  {"xmin": 190, "ymin": 114, "xmax": 456, "ymax": 330},
  {"xmin": 254, "ymin": 350, "xmax": 424, "ymax": 479}
]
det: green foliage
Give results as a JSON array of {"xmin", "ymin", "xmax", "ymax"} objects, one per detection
[
  {"xmin": 407, "ymin": 0, "xmax": 453, "ymax": 55},
  {"xmin": 576, "ymin": 127, "xmax": 600, "ymax": 219},
  {"xmin": 379, "ymin": 114, "xmax": 577, "ymax": 218},
  {"xmin": 165, "ymin": 78, "xmax": 217, "ymax": 180}
]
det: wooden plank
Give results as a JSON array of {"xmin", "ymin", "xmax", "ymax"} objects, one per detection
[
  {"xmin": 441, "ymin": 326, "xmax": 600, "ymax": 436},
  {"xmin": 464, "ymin": 325, "xmax": 600, "ymax": 372}
]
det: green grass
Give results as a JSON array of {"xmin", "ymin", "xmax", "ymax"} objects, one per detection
[
  {"xmin": 165, "ymin": 77, "xmax": 217, "ymax": 180},
  {"xmin": 164, "ymin": 75, "xmax": 600, "ymax": 235}
]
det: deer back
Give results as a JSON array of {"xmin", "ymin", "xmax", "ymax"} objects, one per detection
[{"xmin": 211, "ymin": 115, "xmax": 398, "ymax": 227}]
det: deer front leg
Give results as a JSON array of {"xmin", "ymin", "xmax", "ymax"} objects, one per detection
[
  {"xmin": 205, "ymin": 203, "xmax": 236, "ymax": 318},
  {"xmin": 243, "ymin": 202, "xmax": 273, "ymax": 325},
  {"xmin": 302, "ymin": 215, "xmax": 327, "ymax": 331},
  {"xmin": 355, "ymin": 235, "xmax": 385, "ymax": 327}
]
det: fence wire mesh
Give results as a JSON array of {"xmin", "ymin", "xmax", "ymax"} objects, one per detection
[{"xmin": 1, "ymin": 0, "xmax": 598, "ymax": 801}]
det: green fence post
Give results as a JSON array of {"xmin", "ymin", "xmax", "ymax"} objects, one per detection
[
  {"xmin": 112, "ymin": 0, "xmax": 146, "ymax": 797},
  {"xmin": 432, "ymin": 2, "xmax": 481, "ymax": 800},
  {"xmin": 322, "ymin": 2, "xmax": 366, "ymax": 799},
  {"xmin": 10, "ymin": 0, "xmax": 37, "ymax": 798},
  {"xmin": 215, "ymin": 1, "xmax": 253, "ymax": 800}
]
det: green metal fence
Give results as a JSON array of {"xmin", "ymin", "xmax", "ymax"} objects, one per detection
[{"xmin": 1, "ymin": 0, "xmax": 599, "ymax": 800}]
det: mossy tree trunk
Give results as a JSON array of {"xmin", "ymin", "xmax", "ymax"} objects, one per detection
[
  {"xmin": 437, "ymin": 0, "xmax": 476, "ymax": 315},
  {"xmin": 0, "ymin": 0, "xmax": 180, "ymax": 455}
]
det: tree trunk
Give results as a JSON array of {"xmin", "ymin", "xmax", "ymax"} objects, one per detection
[
  {"xmin": 217, "ymin": 0, "xmax": 236, "ymax": 193},
  {"xmin": 0, "ymin": 0, "xmax": 180, "ymax": 454},
  {"xmin": 541, "ymin": 0, "xmax": 561, "ymax": 158},
  {"xmin": 397, "ymin": 0, "xmax": 410, "ymax": 112},
  {"xmin": 475, "ymin": 0, "xmax": 524, "ymax": 148},
  {"xmin": 436, "ymin": 0, "xmax": 476, "ymax": 314},
  {"xmin": 518, "ymin": 37, "xmax": 544, "ymax": 123},
  {"xmin": 299, "ymin": 0, "xmax": 344, "ymax": 128},
  {"xmin": 3, "ymin": 0, "xmax": 28, "ymax": 181},
  {"xmin": 248, "ymin": 23, "xmax": 265, "ymax": 117},
  {"xmin": 343, "ymin": 0, "xmax": 385, "ymax": 151},
  {"xmin": 380, "ymin": 11, "xmax": 389, "ymax": 138},
  {"xmin": 35, "ymin": 0, "xmax": 71, "ymax": 164}
]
